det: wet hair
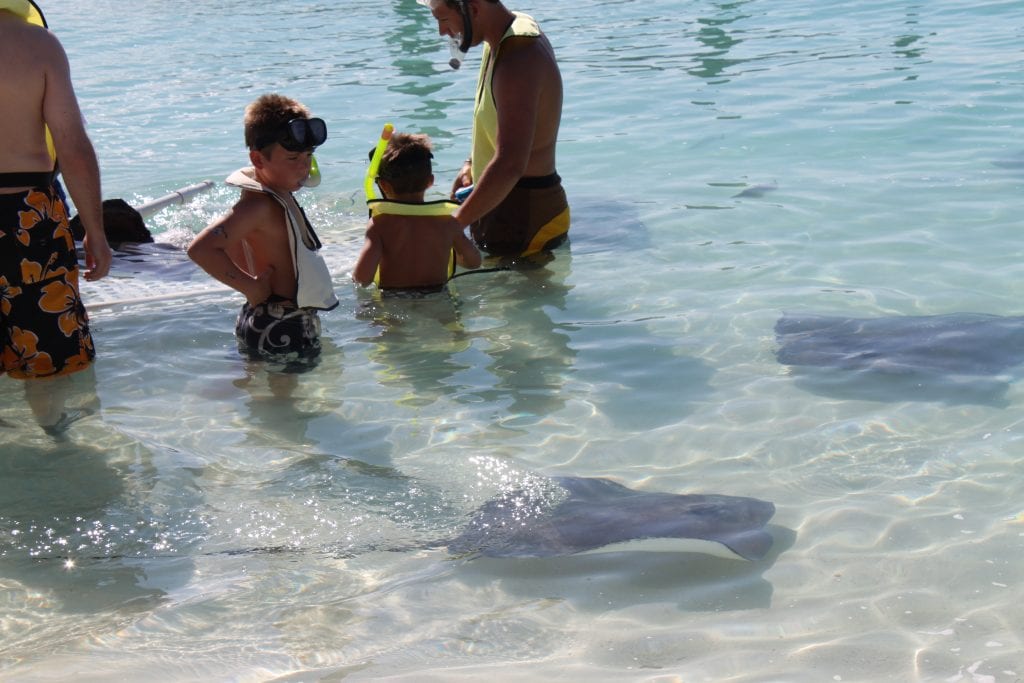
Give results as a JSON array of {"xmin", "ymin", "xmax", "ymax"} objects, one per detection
[
  {"xmin": 376, "ymin": 133, "xmax": 434, "ymax": 195},
  {"xmin": 244, "ymin": 93, "xmax": 311, "ymax": 154}
]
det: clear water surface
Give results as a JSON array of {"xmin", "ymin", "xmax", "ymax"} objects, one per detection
[{"xmin": 1, "ymin": 0, "xmax": 1023, "ymax": 680}]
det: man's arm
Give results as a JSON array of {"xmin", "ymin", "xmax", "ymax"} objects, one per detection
[
  {"xmin": 352, "ymin": 221, "xmax": 383, "ymax": 286},
  {"xmin": 41, "ymin": 32, "xmax": 110, "ymax": 281},
  {"xmin": 452, "ymin": 38, "xmax": 542, "ymax": 227},
  {"xmin": 188, "ymin": 198, "xmax": 274, "ymax": 305}
]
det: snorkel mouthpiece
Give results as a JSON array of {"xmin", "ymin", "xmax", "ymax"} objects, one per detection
[
  {"xmin": 448, "ymin": 35, "xmax": 467, "ymax": 70},
  {"xmin": 302, "ymin": 154, "xmax": 321, "ymax": 188},
  {"xmin": 417, "ymin": 0, "xmax": 471, "ymax": 70}
]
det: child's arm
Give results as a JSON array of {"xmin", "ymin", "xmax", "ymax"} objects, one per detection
[
  {"xmin": 352, "ymin": 221, "xmax": 383, "ymax": 286},
  {"xmin": 187, "ymin": 197, "xmax": 274, "ymax": 305},
  {"xmin": 453, "ymin": 227, "xmax": 482, "ymax": 269}
]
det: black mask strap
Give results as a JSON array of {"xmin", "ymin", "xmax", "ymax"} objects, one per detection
[{"xmin": 458, "ymin": 0, "xmax": 472, "ymax": 53}]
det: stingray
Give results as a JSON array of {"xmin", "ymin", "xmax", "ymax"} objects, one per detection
[
  {"xmin": 775, "ymin": 312, "xmax": 1024, "ymax": 405},
  {"xmin": 6, "ymin": 467, "xmax": 776, "ymax": 564},
  {"xmin": 732, "ymin": 181, "xmax": 778, "ymax": 199},
  {"xmin": 445, "ymin": 476, "xmax": 776, "ymax": 561},
  {"xmin": 564, "ymin": 197, "xmax": 652, "ymax": 255}
]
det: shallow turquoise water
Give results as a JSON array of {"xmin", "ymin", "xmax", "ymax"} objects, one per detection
[{"xmin": 2, "ymin": 1, "xmax": 1024, "ymax": 680}]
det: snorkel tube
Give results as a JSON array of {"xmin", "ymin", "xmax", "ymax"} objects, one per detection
[
  {"xmin": 416, "ymin": 0, "xmax": 471, "ymax": 70},
  {"xmin": 364, "ymin": 123, "xmax": 394, "ymax": 201},
  {"xmin": 448, "ymin": 0, "xmax": 472, "ymax": 70}
]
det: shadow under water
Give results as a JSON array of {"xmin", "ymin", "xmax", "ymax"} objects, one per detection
[
  {"xmin": 0, "ymin": 443, "xmax": 186, "ymax": 616},
  {"xmin": 775, "ymin": 312, "xmax": 1024, "ymax": 406}
]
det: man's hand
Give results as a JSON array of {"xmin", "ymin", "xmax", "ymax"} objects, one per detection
[
  {"xmin": 81, "ymin": 232, "xmax": 112, "ymax": 281},
  {"xmin": 450, "ymin": 159, "xmax": 472, "ymax": 199}
]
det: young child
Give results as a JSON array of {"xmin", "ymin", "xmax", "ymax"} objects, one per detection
[
  {"xmin": 353, "ymin": 132, "xmax": 480, "ymax": 292},
  {"xmin": 188, "ymin": 93, "xmax": 338, "ymax": 365}
]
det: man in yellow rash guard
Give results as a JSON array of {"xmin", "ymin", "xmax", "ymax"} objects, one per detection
[{"xmin": 421, "ymin": 0, "xmax": 569, "ymax": 257}]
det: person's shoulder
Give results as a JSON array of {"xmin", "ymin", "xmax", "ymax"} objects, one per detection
[
  {"xmin": 496, "ymin": 34, "xmax": 555, "ymax": 77},
  {"xmin": 235, "ymin": 189, "xmax": 281, "ymax": 211},
  {"xmin": 24, "ymin": 24, "xmax": 65, "ymax": 55},
  {"xmin": 232, "ymin": 190, "xmax": 285, "ymax": 226},
  {"xmin": 2, "ymin": 18, "xmax": 62, "ymax": 53}
]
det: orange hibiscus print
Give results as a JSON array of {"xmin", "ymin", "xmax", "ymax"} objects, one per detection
[
  {"xmin": 19, "ymin": 254, "xmax": 71, "ymax": 286},
  {"xmin": 17, "ymin": 190, "xmax": 72, "ymax": 247},
  {"xmin": 38, "ymin": 279, "xmax": 85, "ymax": 338},
  {"xmin": 0, "ymin": 275, "xmax": 21, "ymax": 317},
  {"xmin": 3, "ymin": 326, "xmax": 57, "ymax": 377}
]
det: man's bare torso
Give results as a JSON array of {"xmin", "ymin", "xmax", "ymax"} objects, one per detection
[
  {"xmin": 0, "ymin": 14, "xmax": 57, "ymax": 183},
  {"xmin": 495, "ymin": 32, "xmax": 563, "ymax": 179}
]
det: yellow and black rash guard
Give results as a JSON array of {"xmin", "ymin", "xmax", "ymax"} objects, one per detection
[
  {"xmin": 470, "ymin": 12, "xmax": 541, "ymax": 184},
  {"xmin": 0, "ymin": 0, "xmax": 46, "ymax": 26}
]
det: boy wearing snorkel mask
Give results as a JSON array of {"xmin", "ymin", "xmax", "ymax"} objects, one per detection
[
  {"xmin": 353, "ymin": 132, "xmax": 481, "ymax": 292},
  {"xmin": 188, "ymin": 94, "xmax": 337, "ymax": 366},
  {"xmin": 419, "ymin": 0, "xmax": 570, "ymax": 258}
]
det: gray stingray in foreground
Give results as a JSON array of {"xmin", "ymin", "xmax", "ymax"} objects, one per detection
[
  {"xmin": 445, "ymin": 476, "xmax": 776, "ymax": 561},
  {"xmin": 775, "ymin": 312, "xmax": 1024, "ymax": 376}
]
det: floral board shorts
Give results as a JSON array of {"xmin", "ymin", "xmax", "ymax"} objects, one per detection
[{"xmin": 0, "ymin": 186, "xmax": 94, "ymax": 379}]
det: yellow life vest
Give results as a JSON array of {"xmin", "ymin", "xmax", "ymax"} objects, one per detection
[
  {"xmin": 367, "ymin": 199, "xmax": 458, "ymax": 219},
  {"xmin": 365, "ymin": 199, "xmax": 459, "ymax": 287}
]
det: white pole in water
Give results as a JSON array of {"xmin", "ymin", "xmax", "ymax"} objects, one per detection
[{"xmin": 134, "ymin": 180, "xmax": 216, "ymax": 218}]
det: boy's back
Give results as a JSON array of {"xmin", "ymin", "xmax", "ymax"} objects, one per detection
[
  {"xmin": 353, "ymin": 131, "xmax": 481, "ymax": 290},
  {"xmin": 358, "ymin": 211, "xmax": 471, "ymax": 290},
  {"xmin": 226, "ymin": 188, "xmax": 299, "ymax": 302}
]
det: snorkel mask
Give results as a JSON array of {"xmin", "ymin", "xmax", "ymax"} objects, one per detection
[
  {"xmin": 417, "ymin": 0, "xmax": 472, "ymax": 70},
  {"xmin": 253, "ymin": 117, "xmax": 327, "ymax": 187},
  {"xmin": 263, "ymin": 117, "xmax": 328, "ymax": 153}
]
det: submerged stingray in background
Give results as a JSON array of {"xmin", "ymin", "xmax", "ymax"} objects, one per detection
[
  {"xmin": 992, "ymin": 151, "xmax": 1024, "ymax": 171},
  {"xmin": 775, "ymin": 312, "xmax": 1024, "ymax": 405},
  {"xmin": 446, "ymin": 476, "xmax": 776, "ymax": 561},
  {"xmin": 565, "ymin": 197, "xmax": 652, "ymax": 255},
  {"xmin": 732, "ymin": 181, "xmax": 778, "ymax": 199}
]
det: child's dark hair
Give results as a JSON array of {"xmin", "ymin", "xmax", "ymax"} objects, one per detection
[
  {"xmin": 244, "ymin": 93, "xmax": 310, "ymax": 154},
  {"xmin": 376, "ymin": 133, "xmax": 434, "ymax": 195}
]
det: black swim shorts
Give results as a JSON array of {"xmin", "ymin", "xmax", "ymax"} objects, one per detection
[
  {"xmin": 470, "ymin": 173, "xmax": 570, "ymax": 257},
  {"xmin": 235, "ymin": 297, "xmax": 321, "ymax": 368}
]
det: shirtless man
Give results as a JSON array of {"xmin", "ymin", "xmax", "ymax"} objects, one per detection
[
  {"xmin": 188, "ymin": 94, "xmax": 337, "ymax": 367},
  {"xmin": 420, "ymin": 0, "xmax": 570, "ymax": 257},
  {"xmin": 0, "ymin": 2, "xmax": 111, "ymax": 430},
  {"xmin": 353, "ymin": 132, "xmax": 481, "ymax": 292}
]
